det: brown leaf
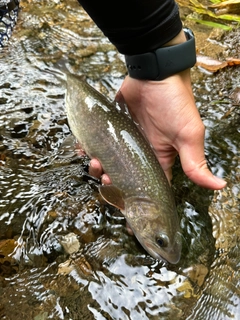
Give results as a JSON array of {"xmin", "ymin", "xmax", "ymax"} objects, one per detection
[
  {"xmin": 226, "ymin": 58, "xmax": 240, "ymax": 66},
  {"xmin": 196, "ymin": 55, "xmax": 228, "ymax": 72},
  {"xmin": 196, "ymin": 55, "xmax": 240, "ymax": 72}
]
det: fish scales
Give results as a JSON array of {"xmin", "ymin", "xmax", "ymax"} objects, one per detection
[
  {"xmin": 66, "ymin": 77, "xmax": 170, "ymax": 201},
  {"xmin": 65, "ymin": 74, "xmax": 182, "ymax": 264}
]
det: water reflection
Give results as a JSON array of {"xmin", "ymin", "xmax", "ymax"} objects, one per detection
[{"xmin": 0, "ymin": 1, "xmax": 239, "ymax": 319}]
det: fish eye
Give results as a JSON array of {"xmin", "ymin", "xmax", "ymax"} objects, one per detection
[{"xmin": 156, "ymin": 234, "xmax": 169, "ymax": 248}]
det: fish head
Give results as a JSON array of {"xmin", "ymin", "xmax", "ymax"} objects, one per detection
[{"xmin": 124, "ymin": 197, "xmax": 182, "ymax": 264}]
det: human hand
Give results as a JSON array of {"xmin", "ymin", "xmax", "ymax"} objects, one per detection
[{"xmin": 89, "ymin": 70, "xmax": 226, "ymax": 190}]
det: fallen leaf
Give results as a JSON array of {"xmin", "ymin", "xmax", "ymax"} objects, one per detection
[
  {"xmin": 196, "ymin": 55, "xmax": 228, "ymax": 71},
  {"xmin": 196, "ymin": 55, "xmax": 240, "ymax": 72},
  {"xmin": 226, "ymin": 57, "xmax": 240, "ymax": 66}
]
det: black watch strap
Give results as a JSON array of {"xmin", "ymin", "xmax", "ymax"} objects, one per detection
[{"xmin": 125, "ymin": 28, "xmax": 196, "ymax": 81}]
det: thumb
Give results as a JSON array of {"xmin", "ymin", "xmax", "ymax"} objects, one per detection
[{"xmin": 179, "ymin": 143, "xmax": 226, "ymax": 190}]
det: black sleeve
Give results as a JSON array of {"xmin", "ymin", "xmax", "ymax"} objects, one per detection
[{"xmin": 77, "ymin": 0, "xmax": 182, "ymax": 55}]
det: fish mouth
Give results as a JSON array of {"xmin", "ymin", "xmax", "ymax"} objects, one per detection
[{"xmin": 144, "ymin": 241, "xmax": 181, "ymax": 264}]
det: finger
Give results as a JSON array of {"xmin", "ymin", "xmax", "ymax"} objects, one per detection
[
  {"xmin": 89, "ymin": 159, "xmax": 112, "ymax": 184},
  {"xmin": 101, "ymin": 173, "xmax": 112, "ymax": 185},
  {"xmin": 76, "ymin": 142, "xmax": 86, "ymax": 156},
  {"xmin": 89, "ymin": 158, "xmax": 103, "ymax": 178},
  {"xmin": 179, "ymin": 144, "xmax": 226, "ymax": 190},
  {"xmin": 154, "ymin": 149, "xmax": 178, "ymax": 186}
]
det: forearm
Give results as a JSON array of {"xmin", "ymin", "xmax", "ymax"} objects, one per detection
[{"xmin": 77, "ymin": 0, "xmax": 182, "ymax": 55}]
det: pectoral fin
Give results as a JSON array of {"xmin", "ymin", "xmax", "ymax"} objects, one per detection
[{"xmin": 99, "ymin": 185, "xmax": 125, "ymax": 211}]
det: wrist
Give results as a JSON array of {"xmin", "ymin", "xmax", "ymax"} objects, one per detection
[
  {"xmin": 162, "ymin": 29, "xmax": 187, "ymax": 47},
  {"xmin": 124, "ymin": 28, "xmax": 196, "ymax": 81}
]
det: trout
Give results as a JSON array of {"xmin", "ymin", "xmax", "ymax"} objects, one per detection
[{"xmin": 65, "ymin": 74, "xmax": 182, "ymax": 264}]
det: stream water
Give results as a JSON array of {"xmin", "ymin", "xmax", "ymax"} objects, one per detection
[{"xmin": 0, "ymin": 1, "xmax": 239, "ymax": 319}]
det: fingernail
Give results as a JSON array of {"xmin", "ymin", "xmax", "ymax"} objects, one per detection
[{"xmin": 214, "ymin": 176, "xmax": 227, "ymax": 187}]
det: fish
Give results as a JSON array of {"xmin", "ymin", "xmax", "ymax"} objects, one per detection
[{"xmin": 65, "ymin": 74, "xmax": 182, "ymax": 264}]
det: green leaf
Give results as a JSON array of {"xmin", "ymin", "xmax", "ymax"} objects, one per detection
[{"xmin": 188, "ymin": 17, "xmax": 233, "ymax": 30}]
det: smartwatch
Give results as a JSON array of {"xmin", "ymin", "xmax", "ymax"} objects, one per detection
[{"xmin": 124, "ymin": 28, "xmax": 196, "ymax": 81}]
